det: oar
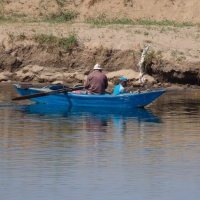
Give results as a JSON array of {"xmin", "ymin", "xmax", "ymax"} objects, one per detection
[{"xmin": 12, "ymin": 86, "xmax": 84, "ymax": 101}]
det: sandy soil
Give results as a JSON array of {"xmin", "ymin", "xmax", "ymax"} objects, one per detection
[
  {"xmin": 1, "ymin": 0, "xmax": 200, "ymax": 62},
  {"xmin": 2, "ymin": 0, "xmax": 200, "ymax": 23},
  {"xmin": 0, "ymin": 22, "xmax": 200, "ymax": 62}
]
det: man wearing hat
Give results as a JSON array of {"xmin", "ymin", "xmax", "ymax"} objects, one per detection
[
  {"xmin": 113, "ymin": 77, "xmax": 128, "ymax": 95},
  {"xmin": 84, "ymin": 63, "xmax": 108, "ymax": 94}
]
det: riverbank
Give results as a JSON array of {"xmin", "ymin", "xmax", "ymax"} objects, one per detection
[
  {"xmin": 0, "ymin": 22, "xmax": 200, "ymax": 90},
  {"xmin": 0, "ymin": 1, "xmax": 200, "ymax": 89}
]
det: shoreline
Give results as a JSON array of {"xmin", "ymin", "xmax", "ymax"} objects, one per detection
[{"xmin": 1, "ymin": 82, "xmax": 199, "ymax": 93}]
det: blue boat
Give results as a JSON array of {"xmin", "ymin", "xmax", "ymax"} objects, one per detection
[{"xmin": 13, "ymin": 84, "xmax": 166, "ymax": 108}]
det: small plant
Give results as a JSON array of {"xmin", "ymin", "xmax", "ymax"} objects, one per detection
[
  {"xmin": 55, "ymin": 0, "xmax": 65, "ymax": 7},
  {"xmin": 0, "ymin": 13, "xmax": 18, "ymax": 23},
  {"xmin": 16, "ymin": 32, "xmax": 27, "ymax": 40},
  {"xmin": 140, "ymin": 49, "xmax": 164, "ymax": 73},
  {"xmin": 86, "ymin": 13, "xmax": 107, "ymax": 26},
  {"xmin": 44, "ymin": 10, "xmax": 79, "ymax": 23},
  {"xmin": 157, "ymin": 50, "xmax": 163, "ymax": 55},
  {"xmin": 156, "ymin": 50, "xmax": 163, "ymax": 63},
  {"xmin": 0, "ymin": 14, "xmax": 4, "ymax": 22},
  {"xmin": 160, "ymin": 27, "xmax": 166, "ymax": 33},
  {"xmin": 31, "ymin": 28, "xmax": 36, "ymax": 32},
  {"xmin": 124, "ymin": 0, "xmax": 132, "ymax": 2},
  {"xmin": 170, "ymin": 50, "xmax": 187, "ymax": 62},
  {"xmin": 112, "ymin": 17, "xmax": 133, "ymax": 25},
  {"xmin": 136, "ymin": 19, "xmax": 194, "ymax": 27},
  {"xmin": 171, "ymin": 50, "xmax": 177, "ymax": 57},
  {"xmin": 99, "ymin": 32, "xmax": 105, "ymax": 39},
  {"xmin": 176, "ymin": 56, "xmax": 186, "ymax": 62},
  {"xmin": 142, "ymin": 50, "xmax": 156, "ymax": 73},
  {"xmin": 59, "ymin": 31, "xmax": 79, "ymax": 51},
  {"xmin": 86, "ymin": 36, "xmax": 92, "ymax": 42},
  {"xmin": 195, "ymin": 34, "xmax": 200, "ymax": 40},
  {"xmin": 10, "ymin": 12, "xmax": 27, "ymax": 18},
  {"xmin": 33, "ymin": 33, "xmax": 56, "ymax": 45},
  {"xmin": 7, "ymin": 32, "xmax": 15, "ymax": 41},
  {"xmin": 135, "ymin": 30, "xmax": 142, "ymax": 34},
  {"xmin": 86, "ymin": 13, "xmax": 133, "ymax": 27},
  {"xmin": 144, "ymin": 40, "xmax": 152, "ymax": 43},
  {"xmin": 109, "ymin": 34, "xmax": 115, "ymax": 39},
  {"xmin": 33, "ymin": 31, "xmax": 79, "ymax": 52}
]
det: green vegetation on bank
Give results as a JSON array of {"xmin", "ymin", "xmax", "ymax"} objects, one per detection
[
  {"xmin": 85, "ymin": 13, "xmax": 196, "ymax": 28},
  {"xmin": 0, "ymin": 12, "xmax": 18, "ymax": 23},
  {"xmin": 0, "ymin": 10, "xmax": 199, "ymax": 28},
  {"xmin": 43, "ymin": 10, "xmax": 79, "ymax": 23},
  {"xmin": 8, "ymin": 31, "xmax": 79, "ymax": 52},
  {"xmin": 0, "ymin": 10, "xmax": 79, "ymax": 23},
  {"xmin": 33, "ymin": 31, "xmax": 79, "ymax": 51}
]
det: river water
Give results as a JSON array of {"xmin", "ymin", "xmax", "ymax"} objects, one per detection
[{"xmin": 0, "ymin": 84, "xmax": 200, "ymax": 200}]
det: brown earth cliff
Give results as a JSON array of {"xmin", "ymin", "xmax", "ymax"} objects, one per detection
[{"xmin": 0, "ymin": 0, "xmax": 200, "ymax": 91}]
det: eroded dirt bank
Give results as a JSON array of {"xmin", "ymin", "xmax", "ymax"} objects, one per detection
[{"xmin": 0, "ymin": 40, "xmax": 200, "ymax": 92}]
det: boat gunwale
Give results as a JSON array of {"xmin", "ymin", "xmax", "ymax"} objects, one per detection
[{"xmin": 23, "ymin": 85, "xmax": 166, "ymax": 99}]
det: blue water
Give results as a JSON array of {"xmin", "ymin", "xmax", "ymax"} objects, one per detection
[{"xmin": 0, "ymin": 84, "xmax": 200, "ymax": 200}]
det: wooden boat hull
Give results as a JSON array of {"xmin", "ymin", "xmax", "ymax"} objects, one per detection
[{"xmin": 13, "ymin": 84, "xmax": 166, "ymax": 108}]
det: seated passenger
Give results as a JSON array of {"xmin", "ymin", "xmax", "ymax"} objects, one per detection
[
  {"xmin": 84, "ymin": 64, "xmax": 108, "ymax": 94},
  {"xmin": 113, "ymin": 77, "xmax": 128, "ymax": 95}
]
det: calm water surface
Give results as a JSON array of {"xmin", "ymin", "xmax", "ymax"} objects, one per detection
[{"xmin": 0, "ymin": 84, "xmax": 200, "ymax": 200}]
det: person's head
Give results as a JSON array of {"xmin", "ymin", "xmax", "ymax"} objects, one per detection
[
  {"xmin": 93, "ymin": 63, "xmax": 102, "ymax": 72},
  {"xmin": 119, "ymin": 77, "xmax": 128, "ymax": 87}
]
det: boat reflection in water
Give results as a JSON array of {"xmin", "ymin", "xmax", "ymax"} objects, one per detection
[
  {"xmin": 18, "ymin": 103, "xmax": 161, "ymax": 124},
  {"xmin": 14, "ymin": 104, "xmax": 161, "ymax": 139}
]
